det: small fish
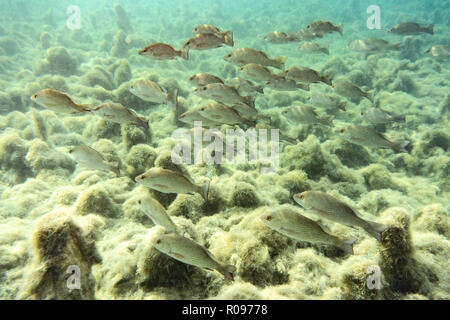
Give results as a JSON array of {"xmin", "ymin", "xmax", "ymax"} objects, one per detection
[
  {"xmin": 135, "ymin": 167, "xmax": 210, "ymax": 202},
  {"xmin": 194, "ymin": 83, "xmax": 255, "ymax": 107},
  {"xmin": 337, "ymin": 125, "xmax": 409, "ymax": 153},
  {"xmin": 188, "ymin": 73, "xmax": 224, "ymax": 87},
  {"xmin": 293, "ymin": 191, "xmax": 388, "ymax": 241},
  {"xmin": 225, "ymin": 77, "xmax": 264, "ymax": 95},
  {"xmin": 193, "ymin": 24, "xmax": 223, "ymax": 35},
  {"xmin": 224, "ymin": 47, "xmax": 286, "ymax": 70},
  {"xmin": 68, "ymin": 145, "xmax": 120, "ymax": 175},
  {"xmin": 264, "ymin": 31, "xmax": 296, "ymax": 44},
  {"xmin": 332, "ymin": 81, "xmax": 372, "ymax": 102},
  {"xmin": 152, "ymin": 233, "xmax": 236, "ymax": 280},
  {"xmin": 91, "ymin": 102, "xmax": 149, "ymax": 129},
  {"xmin": 361, "ymin": 107, "xmax": 405, "ymax": 125},
  {"xmin": 31, "ymin": 89, "xmax": 91, "ymax": 115},
  {"xmin": 309, "ymin": 92, "xmax": 346, "ymax": 111},
  {"xmin": 179, "ymin": 108, "xmax": 222, "ymax": 127},
  {"xmin": 389, "ymin": 22, "xmax": 433, "ymax": 35},
  {"xmin": 265, "ymin": 77, "xmax": 310, "ymax": 92},
  {"xmin": 260, "ymin": 206, "xmax": 354, "ymax": 254},
  {"xmin": 231, "ymin": 103, "xmax": 259, "ymax": 120},
  {"xmin": 238, "ymin": 63, "xmax": 281, "ymax": 82},
  {"xmin": 282, "ymin": 105, "xmax": 332, "ymax": 126},
  {"xmin": 298, "ymin": 42, "xmax": 329, "ymax": 55},
  {"xmin": 138, "ymin": 43, "xmax": 189, "ymax": 60},
  {"xmin": 426, "ymin": 45, "xmax": 450, "ymax": 61},
  {"xmin": 283, "ymin": 66, "xmax": 331, "ymax": 85},
  {"xmin": 184, "ymin": 32, "xmax": 233, "ymax": 50},
  {"xmin": 198, "ymin": 103, "xmax": 255, "ymax": 126},
  {"xmin": 348, "ymin": 38, "xmax": 402, "ymax": 52},
  {"xmin": 130, "ymin": 79, "xmax": 178, "ymax": 110},
  {"xmin": 306, "ymin": 20, "xmax": 343, "ymax": 36},
  {"xmin": 291, "ymin": 29, "xmax": 323, "ymax": 41},
  {"xmin": 139, "ymin": 196, "xmax": 180, "ymax": 234}
]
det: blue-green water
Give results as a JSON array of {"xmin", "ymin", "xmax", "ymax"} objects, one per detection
[{"xmin": 0, "ymin": 0, "xmax": 448, "ymax": 300}]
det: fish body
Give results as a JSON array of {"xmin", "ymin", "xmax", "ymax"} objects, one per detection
[
  {"xmin": 282, "ymin": 105, "xmax": 331, "ymax": 126},
  {"xmin": 184, "ymin": 32, "xmax": 233, "ymax": 50},
  {"xmin": 193, "ymin": 24, "xmax": 223, "ymax": 35},
  {"xmin": 426, "ymin": 45, "xmax": 450, "ymax": 61},
  {"xmin": 138, "ymin": 43, "xmax": 189, "ymax": 60},
  {"xmin": 283, "ymin": 66, "xmax": 331, "ymax": 85},
  {"xmin": 348, "ymin": 38, "xmax": 402, "ymax": 52},
  {"xmin": 31, "ymin": 89, "xmax": 91, "ymax": 115},
  {"xmin": 293, "ymin": 191, "xmax": 388, "ymax": 241},
  {"xmin": 338, "ymin": 125, "xmax": 409, "ymax": 153},
  {"xmin": 264, "ymin": 31, "xmax": 296, "ymax": 44},
  {"xmin": 194, "ymin": 83, "xmax": 254, "ymax": 107},
  {"xmin": 135, "ymin": 167, "xmax": 210, "ymax": 202},
  {"xmin": 361, "ymin": 107, "xmax": 405, "ymax": 124},
  {"xmin": 68, "ymin": 145, "xmax": 120, "ymax": 175},
  {"xmin": 291, "ymin": 29, "xmax": 323, "ymax": 41},
  {"xmin": 188, "ymin": 73, "xmax": 223, "ymax": 87},
  {"xmin": 225, "ymin": 77, "xmax": 264, "ymax": 95},
  {"xmin": 92, "ymin": 102, "xmax": 149, "ymax": 129},
  {"xmin": 298, "ymin": 42, "xmax": 329, "ymax": 55},
  {"xmin": 139, "ymin": 196, "xmax": 180, "ymax": 234},
  {"xmin": 306, "ymin": 20, "xmax": 343, "ymax": 36},
  {"xmin": 390, "ymin": 22, "xmax": 433, "ymax": 35},
  {"xmin": 332, "ymin": 81, "xmax": 372, "ymax": 102},
  {"xmin": 265, "ymin": 77, "xmax": 310, "ymax": 92},
  {"xmin": 260, "ymin": 206, "xmax": 354, "ymax": 254},
  {"xmin": 198, "ymin": 103, "xmax": 255, "ymax": 126},
  {"xmin": 130, "ymin": 79, "xmax": 178, "ymax": 110},
  {"xmin": 239, "ymin": 63, "xmax": 280, "ymax": 82},
  {"xmin": 309, "ymin": 92, "xmax": 346, "ymax": 111},
  {"xmin": 224, "ymin": 47, "xmax": 286, "ymax": 70},
  {"xmin": 152, "ymin": 233, "xmax": 236, "ymax": 280},
  {"xmin": 179, "ymin": 108, "xmax": 222, "ymax": 127}
]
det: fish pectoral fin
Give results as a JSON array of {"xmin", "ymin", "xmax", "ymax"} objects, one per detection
[
  {"xmin": 155, "ymin": 184, "xmax": 168, "ymax": 190},
  {"xmin": 203, "ymin": 267, "xmax": 214, "ymax": 272},
  {"xmin": 170, "ymin": 251, "xmax": 185, "ymax": 260},
  {"xmin": 280, "ymin": 227, "xmax": 300, "ymax": 237}
]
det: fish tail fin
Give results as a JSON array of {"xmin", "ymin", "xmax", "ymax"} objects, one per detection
[
  {"xmin": 321, "ymin": 75, "xmax": 333, "ymax": 86},
  {"xmin": 244, "ymin": 96, "xmax": 255, "ymax": 108},
  {"xmin": 319, "ymin": 115, "xmax": 333, "ymax": 127},
  {"xmin": 200, "ymin": 179, "xmax": 210, "ymax": 202},
  {"xmin": 337, "ymin": 23, "xmax": 344, "ymax": 36},
  {"xmin": 139, "ymin": 116, "xmax": 150, "ymax": 130},
  {"xmin": 366, "ymin": 90, "xmax": 374, "ymax": 103},
  {"xmin": 297, "ymin": 83, "xmax": 310, "ymax": 91},
  {"xmin": 223, "ymin": 30, "xmax": 234, "ymax": 47},
  {"xmin": 393, "ymin": 139, "xmax": 410, "ymax": 153},
  {"xmin": 391, "ymin": 43, "xmax": 403, "ymax": 51},
  {"xmin": 77, "ymin": 103, "xmax": 93, "ymax": 114},
  {"xmin": 338, "ymin": 238, "xmax": 356, "ymax": 255},
  {"xmin": 255, "ymin": 85, "xmax": 264, "ymax": 94},
  {"xmin": 426, "ymin": 24, "xmax": 434, "ymax": 35},
  {"xmin": 273, "ymin": 56, "xmax": 286, "ymax": 70},
  {"xmin": 179, "ymin": 47, "xmax": 189, "ymax": 60},
  {"xmin": 167, "ymin": 89, "xmax": 178, "ymax": 112},
  {"xmin": 323, "ymin": 47, "xmax": 330, "ymax": 55},
  {"xmin": 110, "ymin": 163, "xmax": 120, "ymax": 176},
  {"xmin": 393, "ymin": 114, "xmax": 406, "ymax": 123},
  {"xmin": 364, "ymin": 221, "xmax": 389, "ymax": 242},
  {"xmin": 220, "ymin": 264, "xmax": 236, "ymax": 281}
]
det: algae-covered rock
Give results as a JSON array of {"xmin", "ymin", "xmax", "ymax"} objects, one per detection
[
  {"xmin": 0, "ymin": 37, "xmax": 19, "ymax": 56},
  {"xmin": 359, "ymin": 164, "xmax": 404, "ymax": 191},
  {"xmin": 74, "ymin": 184, "xmax": 118, "ymax": 218},
  {"xmin": 125, "ymin": 144, "xmax": 157, "ymax": 178},
  {"xmin": 81, "ymin": 66, "xmax": 115, "ymax": 90},
  {"xmin": 39, "ymin": 32, "xmax": 51, "ymax": 50},
  {"xmin": 121, "ymin": 124, "xmax": 150, "ymax": 151},
  {"xmin": 35, "ymin": 47, "xmax": 78, "ymax": 76},
  {"xmin": 114, "ymin": 4, "xmax": 133, "ymax": 34},
  {"xmin": 230, "ymin": 182, "xmax": 260, "ymax": 208},
  {"xmin": 19, "ymin": 209, "xmax": 101, "ymax": 299},
  {"xmin": 25, "ymin": 140, "xmax": 75, "ymax": 174},
  {"xmin": 413, "ymin": 203, "xmax": 449, "ymax": 237}
]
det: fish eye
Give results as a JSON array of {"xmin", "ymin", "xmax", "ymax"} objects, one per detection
[
  {"xmin": 189, "ymin": 75, "xmax": 195, "ymax": 81},
  {"xmin": 360, "ymin": 112, "xmax": 364, "ymax": 116},
  {"xmin": 68, "ymin": 149, "xmax": 73, "ymax": 154},
  {"xmin": 138, "ymin": 200, "xmax": 141, "ymax": 204},
  {"xmin": 202, "ymin": 87, "xmax": 207, "ymax": 90},
  {"xmin": 186, "ymin": 41, "xmax": 191, "ymax": 45},
  {"xmin": 265, "ymin": 215, "xmax": 273, "ymax": 221},
  {"xmin": 300, "ymin": 194, "xmax": 305, "ymax": 200},
  {"xmin": 339, "ymin": 128, "xmax": 345, "ymax": 133},
  {"xmin": 156, "ymin": 239, "xmax": 161, "ymax": 244}
]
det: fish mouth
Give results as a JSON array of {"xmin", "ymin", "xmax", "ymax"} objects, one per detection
[
  {"xmin": 293, "ymin": 194, "xmax": 308, "ymax": 209},
  {"xmin": 31, "ymin": 94, "xmax": 38, "ymax": 100}
]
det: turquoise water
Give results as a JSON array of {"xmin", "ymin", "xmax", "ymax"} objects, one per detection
[{"xmin": 0, "ymin": 0, "xmax": 448, "ymax": 299}]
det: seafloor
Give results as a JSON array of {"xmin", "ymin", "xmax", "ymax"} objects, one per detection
[{"xmin": 0, "ymin": 0, "xmax": 448, "ymax": 299}]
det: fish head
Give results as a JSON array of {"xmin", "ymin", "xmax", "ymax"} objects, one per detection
[
  {"xmin": 188, "ymin": 75, "xmax": 196, "ymax": 82},
  {"xmin": 151, "ymin": 234, "xmax": 170, "ymax": 252},
  {"xmin": 138, "ymin": 47, "xmax": 151, "ymax": 56},
  {"xmin": 293, "ymin": 192, "xmax": 310, "ymax": 209},
  {"xmin": 135, "ymin": 170, "xmax": 153, "ymax": 183},
  {"xmin": 223, "ymin": 52, "xmax": 233, "ymax": 61},
  {"xmin": 260, "ymin": 211, "xmax": 275, "ymax": 225},
  {"xmin": 183, "ymin": 39, "xmax": 192, "ymax": 48}
]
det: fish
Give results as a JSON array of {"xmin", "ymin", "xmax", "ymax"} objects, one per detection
[
  {"xmin": 389, "ymin": 22, "xmax": 433, "ymax": 35},
  {"xmin": 298, "ymin": 42, "xmax": 329, "ymax": 55},
  {"xmin": 198, "ymin": 103, "xmax": 255, "ymax": 126},
  {"xmin": 309, "ymin": 92, "xmax": 346, "ymax": 111},
  {"xmin": 238, "ymin": 63, "xmax": 281, "ymax": 82},
  {"xmin": 194, "ymin": 83, "xmax": 255, "ymax": 107},
  {"xmin": 225, "ymin": 77, "xmax": 264, "ymax": 95},
  {"xmin": 426, "ymin": 45, "xmax": 450, "ymax": 61},
  {"xmin": 135, "ymin": 167, "xmax": 210, "ymax": 202},
  {"xmin": 138, "ymin": 196, "xmax": 180, "ymax": 234},
  {"xmin": 282, "ymin": 105, "xmax": 332, "ymax": 126},
  {"xmin": 151, "ymin": 233, "xmax": 236, "ymax": 280},
  {"xmin": 360, "ymin": 107, "xmax": 405, "ymax": 125},
  {"xmin": 332, "ymin": 81, "xmax": 372, "ymax": 102},
  {"xmin": 91, "ymin": 102, "xmax": 149, "ymax": 129},
  {"xmin": 184, "ymin": 32, "xmax": 233, "ymax": 50},
  {"xmin": 348, "ymin": 39, "xmax": 402, "ymax": 52},
  {"xmin": 31, "ymin": 89, "xmax": 91, "ymax": 115},
  {"xmin": 188, "ymin": 73, "xmax": 224, "ymax": 87},
  {"xmin": 68, "ymin": 145, "xmax": 120, "ymax": 175},
  {"xmin": 283, "ymin": 66, "xmax": 332, "ymax": 85},
  {"xmin": 179, "ymin": 108, "xmax": 223, "ymax": 127},
  {"xmin": 260, "ymin": 206, "xmax": 355, "ymax": 254},
  {"xmin": 224, "ymin": 47, "xmax": 286, "ymax": 70},
  {"xmin": 291, "ymin": 29, "xmax": 323, "ymax": 41},
  {"xmin": 265, "ymin": 77, "xmax": 310, "ymax": 92},
  {"xmin": 129, "ymin": 79, "xmax": 178, "ymax": 110},
  {"xmin": 192, "ymin": 24, "xmax": 223, "ymax": 35},
  {"xmin": 263, "ymin": 31, "xmax": 297, "ymax": 44},
  {"xmin": 138, "ymin": 42, "xmax": 189, "ymax": 60},
  {"xmin": 293, "ymin": 191, "xmax": 388, "ymax": 241},
  {"xmin": 337, "ymin": 125, "xmax": 409, "ymax": 153},
  {"xmin": 306, "ymin": 20, "xmax": 343, "ymax": 36}
]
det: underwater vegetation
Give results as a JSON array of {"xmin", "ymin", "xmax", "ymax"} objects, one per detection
[{"xmin": 0, "ymin": 0, "xmax": 448, "ymax": 300}]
